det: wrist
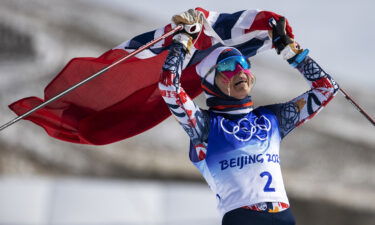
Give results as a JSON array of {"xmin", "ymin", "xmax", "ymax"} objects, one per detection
[
  {"xmin": 280, "ymin": 45, "xmax": 297, "ymax": 60},
  {"xmin": 173, "ymin": 33, "xmax": 193, "ymax": 52},
  {"xmin": 287, "ymin": 49, "xmax": 309, "ymax": 67},
  {"xmin": 280, "ymin": 42, "xmax": 302, "ymax": 60}
]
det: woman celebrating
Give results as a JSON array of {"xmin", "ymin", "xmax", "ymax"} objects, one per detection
[{"xmin": 159, "ymin": 9, "xmax": 338, "ymax": 225}]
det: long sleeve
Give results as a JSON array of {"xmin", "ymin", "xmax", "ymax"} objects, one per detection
[
  {"xmin": 265, "ymin": 56, "xmax": 339, "ymax": 139},
  {"xmin": 158, "ymin": 42, "xmax": 209, "ymax": 160}
]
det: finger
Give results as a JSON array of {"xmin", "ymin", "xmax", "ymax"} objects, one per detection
[
  {"xmin": 276, "ymin": 17, "xmax": 287, "ymax": 35},
  {"xmin": 280, "ymin": 17, "xmax": 287, "ymax": 30}
]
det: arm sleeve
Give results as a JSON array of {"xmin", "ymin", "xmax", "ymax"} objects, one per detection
[
  {"xmin": 158, "ymin": 42, "xmax": 209, "ymax": 160},
  {"xmin": 265, "ymin": 56, "xmax": 339, "ymax": 139}
]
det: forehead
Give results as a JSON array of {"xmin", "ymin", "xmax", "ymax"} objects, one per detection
[{"xmin": 216, "ymin": 48, "xmax": 242, "ymax": 63}]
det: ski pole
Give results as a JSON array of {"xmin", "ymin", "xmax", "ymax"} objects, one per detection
[
  {"xmin": 0, "ymin": 25, "xmax": 183, "ymax": 132},
  {"xmin": 339, "ymin": 87, "xmax": 375, "ymax": 126},
  {"xmin": 268, "ymin": 17, "xmax": 374, "ymax": 127}
]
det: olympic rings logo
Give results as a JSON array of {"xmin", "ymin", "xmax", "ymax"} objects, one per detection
[{"xmin": 220, "ymin": 116, "xmax": 272, "ymax": 142}]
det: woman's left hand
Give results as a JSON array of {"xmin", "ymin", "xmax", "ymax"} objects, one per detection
[{"xmin": 269, "ymin": 17, "xmax": 303, "ymax": 60}]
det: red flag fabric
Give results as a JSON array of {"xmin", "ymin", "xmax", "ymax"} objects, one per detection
[
  {"xmin": 9, "ymin": 49, "xmax": 202, "ymax": 144},
  {"xmin": 9, "ymin": 8, "xmax": 293, "ymax": 145}
]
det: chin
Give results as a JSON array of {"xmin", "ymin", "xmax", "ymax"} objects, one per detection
[
  {"xmin": 232, "ymin": 91, "xmax": 250, "ymax": 100},
  {"xmin": 233, "ymin": 87, "xmax": 252, "ymax": 99}
]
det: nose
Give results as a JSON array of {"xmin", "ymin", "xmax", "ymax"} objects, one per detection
[
  {"xmin": 222, "ymin": 64, "xmax": 246, "ymax": 79},
  {"xmin": 236, "ymin": 67, "xmax": 253, "ymax": 80}
]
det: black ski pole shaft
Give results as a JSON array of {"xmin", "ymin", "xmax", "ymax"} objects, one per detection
[{"xmin": 339, "ymin": 87, "xmax": 375, "ymax": 126}]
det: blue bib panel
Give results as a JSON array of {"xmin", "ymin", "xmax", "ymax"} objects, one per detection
[{"xmin": 192, "ymin": 107, "xmax": 289, "ymax": 216}]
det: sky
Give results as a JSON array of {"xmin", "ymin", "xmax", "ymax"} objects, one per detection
[{"xmin": 86, "ymin": 0, "xmax": 375, "ymax": 89}]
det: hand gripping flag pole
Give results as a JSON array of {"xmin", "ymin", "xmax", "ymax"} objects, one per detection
[{"xmin": 0, "ymin": 25, "xmax": 184, "ymax": 132}]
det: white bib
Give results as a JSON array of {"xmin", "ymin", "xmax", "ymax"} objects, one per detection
[{"xmin": 192, "ymin": 109, "xmax": 289, "ymax": 216}]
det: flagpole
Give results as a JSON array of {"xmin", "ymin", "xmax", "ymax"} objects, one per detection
[{"xmin": 0, "ymin": 25, "xmax": 183, "ymax": 132}]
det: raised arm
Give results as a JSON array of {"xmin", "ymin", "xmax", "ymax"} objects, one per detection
[
  {"xmin": 265, "ymin": 56, "xmax": 338, "ymax": 138},
  {"xmin": 158, "ymin": 10, "xmax": 209, "ymax": 160},
  {"xmin": 264, "ymin": 17, "xmax": 339, "ymax": 138}
]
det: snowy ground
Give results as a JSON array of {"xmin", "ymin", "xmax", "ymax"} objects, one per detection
[{"xmin": 0, "ymin": 177, "xmax": 221, "ymax": 225}]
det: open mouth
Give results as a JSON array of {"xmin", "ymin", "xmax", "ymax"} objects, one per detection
[{"xmin": 234, "ymin": 80, "xmax": 247, "ymax": 86}]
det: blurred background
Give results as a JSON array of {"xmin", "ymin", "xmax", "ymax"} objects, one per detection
[{"xmin": 0, "ymin": 0, "xmax": 374, "ymax": 224}]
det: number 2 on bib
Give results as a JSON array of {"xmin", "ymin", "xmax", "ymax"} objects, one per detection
[{"xmin": 260, "ymin": 171, "xmax": 275, "ymax": 192}]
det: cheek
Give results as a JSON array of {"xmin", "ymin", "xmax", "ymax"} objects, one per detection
[
  {"xmin": 216, "ymin": 74, "xmax": 230, "ymax": 85},
  {"xmin": 243, "ymin": 69, "xmax": 253, "ymax": 77},
  {"xmin": 245, "ymin": 71, "xmax": 255, "ymax": 84},
  {"xmin": 214, "ymin": 76, "xmax": 229, "ymax": 94},
  {"xmin": 221, "ymin": 77, "xmax": 231, "ymax": 84}
]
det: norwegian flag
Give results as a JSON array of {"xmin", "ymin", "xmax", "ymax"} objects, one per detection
[{"xmin": 9, "ymin": 7, "xmax": 294, "ymax": 145}]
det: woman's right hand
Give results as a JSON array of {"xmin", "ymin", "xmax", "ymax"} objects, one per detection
[
  {"xmin": 171, "ymin": 9, "xmax": 203, "ymax": 52},
  {"xmin": 172, "ymin": 9, "xmax": 203, "ymax": 34}
]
